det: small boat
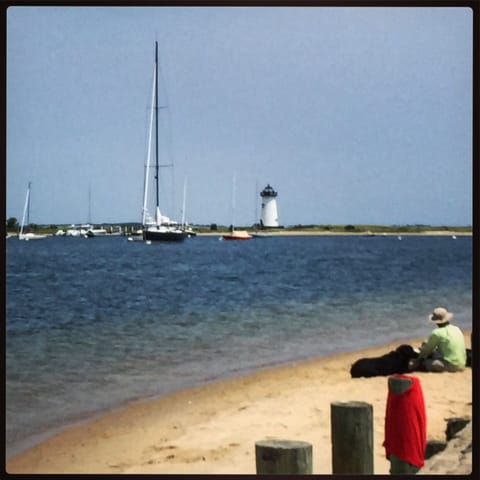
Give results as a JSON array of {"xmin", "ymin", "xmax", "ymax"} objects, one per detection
[
  {"xmin": 127, "ymin": 227, "xmax": 144, "ymax": 242},
  {"xmin": 85, "ymin": 227, "xmax": 108, "ymax": 237},
  {"xmin": 222, "ymin": 174, "xmax": 252, "ymax": 241},
  {"xmin": 180, "ymin": 177, "xmax": 197, "ymax": 238},
  {"xmin": 19, "ymin": 232, "xmax": 49, "ymax": 241},
  {"xmin": 223, "ymin": 229, "xmax": 252, "ymax": 241},
  {"xmin": 18, "ymin": 182, "xmax": 48, "ymax": 240},
  {"xmin": 183, "ymin": 226, "xmax": 197, "ymax": 238},
  {"xmin": 140, "ymin": 42, "xmax": 187, "ymax": 243},
  {"xmin": 251, "ymin": 231, "xmax": 272, "ymax": 238},
  {"xmin": 65, "ymin": 224, "xmax": 92, "ymax": 237}
]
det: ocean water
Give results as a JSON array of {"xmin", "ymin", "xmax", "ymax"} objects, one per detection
[{"xmin": 6, "ymin": 234, "xmax": 472, "ymax": 458}]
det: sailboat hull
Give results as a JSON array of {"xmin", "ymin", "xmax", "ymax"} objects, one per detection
[
  {"xmin": 222, "ymin": 230, "xmax": 252, "ymax": 240},
  {"xmin": 19, "ymin": 233, "xmax": 49, "ymax": 241},
  {"xmin": 223, "ymin": 236, "xmax": 251, "ymax": 241},
  {"xmin": 143, "ymin": 229, "xmax": 188, "ymax": 242}
]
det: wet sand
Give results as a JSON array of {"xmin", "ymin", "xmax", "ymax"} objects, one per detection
[{"xmin": 6, "ymin": 331, "xmax": 472, "ymax": 474}]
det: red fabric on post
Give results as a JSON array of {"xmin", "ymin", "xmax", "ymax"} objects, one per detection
[{"xmin": 384, "ymin": 374, "xmax": 427, "ymax": 468}]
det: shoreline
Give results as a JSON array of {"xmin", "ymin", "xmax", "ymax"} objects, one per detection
[
  {"xmin": 6, "ymin": 230, "xmax": 472, "ymax": 238},
  {"xmin": 6, "ymin": 331, "xmax": 472, "ymax": 474},
  {"xmin": 198, "ymin": 230, "xmax": 472, "ymax": 237}
]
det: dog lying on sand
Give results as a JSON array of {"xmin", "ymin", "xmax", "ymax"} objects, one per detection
[
  {"xmin": 350, "ymin": 346, "xmax": 472, "ymax": 378},
  {"xmin": 350, "ymin": 344, "xmax": 419, "ymax": 378}
]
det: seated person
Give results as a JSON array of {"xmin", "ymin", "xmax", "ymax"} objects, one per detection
[{"xmin": 410, "ymin": 307, "xmax": 466, "ymax": 372}]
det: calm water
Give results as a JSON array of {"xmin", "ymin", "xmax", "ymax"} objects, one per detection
[{"xmin": 6, "ymin": 234, "xmax": 472, "ymax": 458}]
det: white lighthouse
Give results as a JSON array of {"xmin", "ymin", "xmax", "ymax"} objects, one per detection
[{"xmin": 260, "ymin": 184, "xmax": 279, "ymax": 228}]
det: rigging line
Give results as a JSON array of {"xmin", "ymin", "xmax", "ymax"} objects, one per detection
[{"xmin": 142, "ymin": 62, "xmax": 156, "ymax": 226}]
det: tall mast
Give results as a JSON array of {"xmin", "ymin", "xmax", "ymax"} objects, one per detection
[
  {"xmin": 20, "ymin": 182, "xmax": 31, "ymax": 235},
  {"xmin": 27, "ymin": 181, "xmax": 31, "ymax": 226},
  {"xmin": 154, "ymin": 41, "xmax": 160, "ymax": 212},
  {"xmin": 88, "ymin": 184, "xmax": 92, "ymax": 224},
  {"xmin": 142, "ymin": 60, "xmax": 156, "ymax": 226}
]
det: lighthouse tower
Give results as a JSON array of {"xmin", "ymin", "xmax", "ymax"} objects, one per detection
[{"xmin": 260, "ymin": 184, "xmax": 279, "ymax": 228}]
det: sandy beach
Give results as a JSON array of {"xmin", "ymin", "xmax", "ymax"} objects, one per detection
[{"xmin": 6, "ymin": 331, "xmax": 472, "ymax": 475}]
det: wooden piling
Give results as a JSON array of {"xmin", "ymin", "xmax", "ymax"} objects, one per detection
[
  {"xmin": 255, "ymin": 439, "xmax": 312, "ymax": 474},
  {"xmin": 330, "ymin": 401, "xmax": 373, "ymax": 474}
]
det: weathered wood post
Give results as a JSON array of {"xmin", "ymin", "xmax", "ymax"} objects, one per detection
[
  {"xmin": 330, "ymin": 401, "xmax": 373, "ymax": 474},
  {"xmin": 255, "ymin": 439, "xmax": 312, "ymax": 474}
]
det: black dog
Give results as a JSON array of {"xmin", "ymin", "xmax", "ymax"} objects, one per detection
[{"xmin": 350, "ymin": 344, "xmax": 419, "ymax": 378}]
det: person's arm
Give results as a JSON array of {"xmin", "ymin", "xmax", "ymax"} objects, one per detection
[{"xmin": 417, "ymin": 333, "xmax": 439, "ymax": 359}]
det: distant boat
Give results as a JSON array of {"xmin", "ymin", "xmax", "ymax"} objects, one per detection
[
  {"xmin": 18, "ymin": 182, "xmax": 48, "ymax": 241},
  {"xmin": 223, "ymin": 229, "xmax": 252, "ymax": 241},
  {"xmin": 251, "ymin": 231, "xmax": 272, "ymax": 238},
  {"xmin": 141, "ymin": 42, "xmax": 187, "ymax": 243},
  {"xmin": 85, "ymin": 227, "xmax": 108, "ymax": 237},
  {"xmin": 127, "ymin": 227, "xmax": 144, "ymax": 242},
  {"xmin": 85, "ymin": 226, "xmax": 122, "ymax": 237},
  {"xmin": 65, "ymin": 224, "xmax": 91, "ymax": 237},
  {"xmin": 180, "ymin": 176, "xmax": 197, "ymax": 237},
  {"xmin": 222, "ymin": 174, "xmax": 252, "ymax": 241}
]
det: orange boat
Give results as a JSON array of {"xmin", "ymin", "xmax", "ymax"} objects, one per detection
[{"xmin": 222, "ymin": 229, "xmax": 252, "ymax": 240}]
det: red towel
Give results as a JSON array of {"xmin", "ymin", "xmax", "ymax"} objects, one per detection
[{"xmin": 384, "ymin": 374, "xmax": 427, "ymax": 468}]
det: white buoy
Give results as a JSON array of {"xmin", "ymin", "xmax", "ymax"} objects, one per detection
[{"xmin": 260, "ymin": 184, "xmax": 279, "ymax": 228}]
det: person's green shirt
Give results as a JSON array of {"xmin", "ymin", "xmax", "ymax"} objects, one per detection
[{"xmin": 418, "ymin": 324, "xmax": 466, "ymax": 368}]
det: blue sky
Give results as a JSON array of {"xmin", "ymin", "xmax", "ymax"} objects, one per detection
[{"xmin": 6, "ymin": 6, "xmax": 473, "ymax": 226}]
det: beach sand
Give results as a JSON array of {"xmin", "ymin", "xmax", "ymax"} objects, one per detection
[{"xmin": 6, "ymin": 331, "xmax": 472, "ymax": 474}]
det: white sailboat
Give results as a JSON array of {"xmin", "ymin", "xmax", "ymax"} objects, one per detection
[
  {"xmin": 222, "ymin": 174, "xmax": 252, "ymax": 241},
  {"xmin": 18, "ymin": 182, "xmax": 48, "ymax": 240},
  {"xmin": 141, "ymin": 42, "xmax": 187, "ymax": 242},
  {"xmin": 85, "ymin": 227, "xmax": 108, "ymax": 237},
  {"xmin": 180, "ymin": 176, "xmax": 197, "ymax": 237}
]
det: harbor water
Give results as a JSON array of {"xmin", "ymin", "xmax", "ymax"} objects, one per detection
[{"xmin": 6, "ymin": 234, "xmax": 472, "ymax": 458}]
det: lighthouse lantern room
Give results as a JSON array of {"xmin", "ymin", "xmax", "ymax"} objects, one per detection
[{"xmin": 260, "ymin": 184, "xmax": 279, "ymax": 228}]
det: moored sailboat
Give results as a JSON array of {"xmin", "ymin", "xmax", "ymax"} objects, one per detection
[
  {"xmin": 141, "ymin": 42, "xmax": 187, "ymax": 242},
  {"xmin": 18, "ymin": 182, "xmax": 48, "ymax": 240},
  {"xmin": 222, "ymin": 174, "xmax": 252, "ymax": 241},
  {"xmin": 223, "ymin": 228, "xmax": 252, "ymax": 240}
]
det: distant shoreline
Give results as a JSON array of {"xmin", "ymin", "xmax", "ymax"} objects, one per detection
[
  {"xmin": 198, "ymin": 230, "xmax": 472, "ymax": 237},
  {"xmin": 6, "ymin": 230, "xmax": 472, "ymax": 238}
]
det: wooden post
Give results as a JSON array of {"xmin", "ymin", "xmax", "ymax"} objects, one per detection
[
  {"xmin": 330, "ymin": 401, "xmax": 373, "ymax": 474},
  {"xmin": 255, "ymin": 439, "xmax": 312, "ymax": 474}
]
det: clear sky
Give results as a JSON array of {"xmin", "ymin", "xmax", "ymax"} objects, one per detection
[{"xmin": 6, "ymin": 6, "xmax": 473, "ymax": 227}]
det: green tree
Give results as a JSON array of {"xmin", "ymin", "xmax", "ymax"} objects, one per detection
[{"xmin": 6, "ymin": 217, "xmax": 18, "ymax": 230}]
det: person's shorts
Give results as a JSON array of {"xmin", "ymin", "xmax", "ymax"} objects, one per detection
[{"xmin": 423, "ymin": 357, "xmax": 464, "ymax": 372}]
